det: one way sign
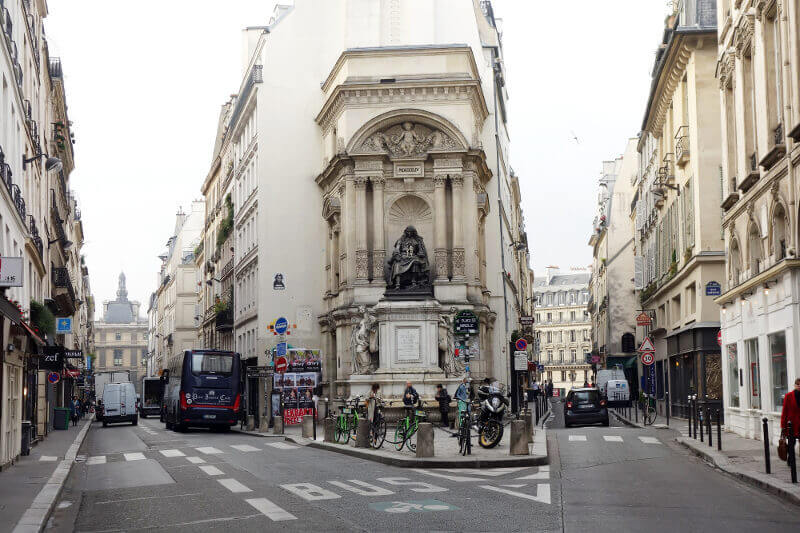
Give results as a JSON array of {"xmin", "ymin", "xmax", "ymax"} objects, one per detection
[{"xmin": 638, "ymin": 336, "xmax": 655, "ymax": 353}]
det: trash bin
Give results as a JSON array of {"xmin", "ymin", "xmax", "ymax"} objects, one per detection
[
  {"xmin": 53, "ymin": 407, "xmax": 70, "ymax": 430},
  {"xmin": 21, "ymin": 421, "xmax": 31, "ymax": 456}
]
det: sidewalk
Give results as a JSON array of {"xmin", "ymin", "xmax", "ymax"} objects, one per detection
[
  {"xmin": 0, "ymin": 418, "xmax": 91, "ymax": 533},
  {"xmin": 610, "ymin": 407, "xmax": 690, "ymax": 434}
]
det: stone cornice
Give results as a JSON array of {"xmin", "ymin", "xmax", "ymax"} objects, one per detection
[
  {"xmin": 715, "ymin": 259, "xmax": 800, "ymax": 304},
  {"xmin": 316, "ymin": 81, "xmax": 489, "ymax": 135},
  {"xmin": 721, "ymin": 158, "xmax": 789, "ymax": 225},
  {"xmin": 646, "ymin": 38, "xmax": 694, "ymax": 134}
]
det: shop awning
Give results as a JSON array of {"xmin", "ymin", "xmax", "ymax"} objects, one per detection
[
  {"xmin": 0, "ymin": 295, "xmax": 22, "ymax": 324},
  {"xmin": 17, "ymin": 320, "xmax": 44, "ymax": 346}
]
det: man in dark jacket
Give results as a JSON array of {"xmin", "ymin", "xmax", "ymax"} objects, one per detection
[
  {"xmin": 403, "ymin": 381, "xmax": 419, "ymax": 407},
  {"xmin": 435, "ymin": 384, "xmax": 451, "ymax": 427}
]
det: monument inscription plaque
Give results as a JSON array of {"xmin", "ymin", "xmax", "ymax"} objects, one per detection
[{"xmin": 396, "ymin": 327, "xmax": 421, "ymax": 361}]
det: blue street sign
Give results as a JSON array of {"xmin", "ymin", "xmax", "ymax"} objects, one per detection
[
  {"xmin": 276, "ymin": 342, "xmax": 287, "ymax": 357},
  {"xmin": 56, "ymin": 317, "xmax": 72, "ymax": 334},
  {"xmin": 538, "ymin": 364, "xmax": 544, "ymax": 373},
  {"xmin": 274, "ymin": 317, "xmax": 288, "ymax": 335},
  {"xmin": 705, "ymin": 281, "xmax": 722, "ymax": 297},
  {"xmin": 648, "ymin": 363, "xmax": 656, "ymax": 395}
]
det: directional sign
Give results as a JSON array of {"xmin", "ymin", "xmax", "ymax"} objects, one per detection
[
  {"xmin": 538, "ymin": 364, "xmax": 544, "ymax": 373},
  {"xmin": 638, "ymin": 337, "xmax": 655, "ymax": 353},
  {"xmin": 520, "ymin": 316, "xmax": 534, "ymax": 326},
  {"xmin": 56, "ymin": 317, "xmax": 72, "ymax": 334},
  {"xmin": 641, "ymin": 351, "xmax": 655, "ymax": 365},
  {"xmin": 274, "ymin": 317, "xmax": 288, "ymax": 335},
  {"xmin": 515, "ymin": 338, "xmax": 528, "ymax": 351},
  {"xmin": 276, "ymin": 342, "xmax": 287, "ymax": 357},
  {"xmin": 47, "ymin": 372, "xmax": 60, "ymax": 384}
]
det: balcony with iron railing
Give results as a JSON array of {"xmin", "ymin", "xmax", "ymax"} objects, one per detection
[
  {"xmin": 52, "ymin": 266, "xmax": 76, "ymax": 315},
  {"xmin": 226, "ymin": 65, "xmax": 263, "ymax": 140},
  {"xmin": 49, "ymin": 57, "xmax": 62, "ymax": 79},
  {"xmin": 738, "ymin": 152, "xmax": 760, "ymax": 193},
  {"xmin": 675, "ymin": 126, "xmax": 690, "ymax": 166},
  {"xmin": 28, "ymin": 215, "xmax": 43, "ymax": 261},
  {"xmin": 759, "ymin": 123, "xmax": 786, "ymax": 170}
]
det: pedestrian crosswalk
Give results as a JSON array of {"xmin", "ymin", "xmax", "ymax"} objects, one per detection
[
  {"xmin": 82, "ymin": 441, "xmax": 305, "ymax": 465},
  {"xmin": 564, "ymin": 434, "xmax": 664, "ymax": 445}
]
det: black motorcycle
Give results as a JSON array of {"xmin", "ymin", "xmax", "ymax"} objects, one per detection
[{"xmin": 475, "ymin": 383, "xmax": 508, "ymax": 448}]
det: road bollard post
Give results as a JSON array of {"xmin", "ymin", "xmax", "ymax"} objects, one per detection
[
  {"xmin": 762, "ymin": 417, "xmax": 771, "ymax": 474},
  {"xmin": 416, "ymin": 423, "xmax": 434, "ymax": 458},
  {"xmin": 788, "ymin": 421, "xmax": 797, "ymax": 484},
  {"xmin": 699, "ymin": 404, "xmax": 704, "ymax": 443},
  {"xmin": 716, "ymin": 409, "xmax": 721, "ymax": 451},
  {"xmin": 707, "ymin": 406, "xmax": 712, "ymax": 448}
]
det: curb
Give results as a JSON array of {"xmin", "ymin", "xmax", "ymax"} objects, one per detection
[
  {"xmin": 13, "ymin": 418, "xmax": 93, "ymax": 533},
  {"xmin": 286, "ymin": 428, "xmax": 549, "ymax": 469},
  {"xmin": 610, "ymin": 411, "xmax": 640, "ymax": 428},
  {"xmin": 676, "ymin": 437, "xmax": 800, "ymax": 507},
  {"xmin": 232, "ymin": 429, "xmax": 287, "ymax": 438}
]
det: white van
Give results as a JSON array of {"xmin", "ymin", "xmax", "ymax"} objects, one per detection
[
  {"xmin": 605, "ymin": 379, "xmax": 631, "ymax": 407},
  {"xmin": 102, "ymin": 382, "xmax": 139, "ymax": 427}
]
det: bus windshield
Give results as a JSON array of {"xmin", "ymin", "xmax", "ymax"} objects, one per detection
[{"xmin": 191, "ymin": 353, "xmax": 233, "ymax": 375}]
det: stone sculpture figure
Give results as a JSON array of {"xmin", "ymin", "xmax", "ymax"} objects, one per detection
[
  {"xmin": 351, "ymin": 305, "xmax": 378, "ymax": 374},
  {"xmin": 384, "ymin": 226, "xmax": 431, "ymax": 291}
]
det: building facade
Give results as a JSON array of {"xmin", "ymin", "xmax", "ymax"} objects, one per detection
[
  {"xmin": 152, "ymin": 203, "xmax": 203, "ymax": 373},
  {"xmin": 533, "ymin": 268, "xmax": 592, "ymax": 394},
  {"xmin": 631, "ymin": 0, "xmax": 724, "ymax": 418},
  {"xmin": 716, "ymin": 0, "xmax": 800, "ymax": 440},
  {"xmin": 588, "ymin": 140, "xmax": 640, "ymax": 392},
  {"xmin": 1, "ymin": 1, "xmax": 91, "ymax": 467},
  {"xmin": 93, "ymin": 274, "xmax": 147, "ymax": 395},
  {"xmin": 194, "ymin": 0, "xmax": 533, "ymax": 403}
]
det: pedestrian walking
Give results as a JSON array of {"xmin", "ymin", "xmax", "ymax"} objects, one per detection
[
  {"xmin": 70, "ymin": 396, "xmax": 80, "ymax": 427},
  {"xmin": 403, "ymin": 381, "xmax": 419, "ymax": 406},
  {"xmin": 368, "ymin": 383, "xmax": 380, "ymax": 422},
  {"xmin": 531, "ymin": 380, "xmax": 540, "ymax": 399},
  {"xmin": 583, "ymin": 380, "xmax": 589, "ymax": 388},
  {"xmin": 780, "ymin": 378, "xmax": 800, "ymax": 460},
  {"xmin": 435, "ymin": 384, "xmax": 451, "ymax": 428}
]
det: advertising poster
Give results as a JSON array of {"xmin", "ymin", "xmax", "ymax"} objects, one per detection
[{"xmin": 272, "ymin": 349, "xmax": 322, "ymax": 424}]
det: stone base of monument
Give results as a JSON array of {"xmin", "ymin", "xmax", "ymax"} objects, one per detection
[
  {"xmin": 273, "ymin": 416, "xmax": 284, "ymax": 435},
  {"xmin": 509, "ymin": 420, "xmax": 529, "ymax": 455}
]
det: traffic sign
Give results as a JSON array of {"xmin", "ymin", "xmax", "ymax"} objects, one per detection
[
  {"xmin": 641, "ymin": 351, "xmax": 655, "ymax": 365},
  {"xmin": 538, "ymin": 364, "xmax": 544, "ymax": 373},
  {"xmin": 56, "ymin": 317, "xmax": 72, "ymax": 334},
  {"xmin": 717, "ymin": 330, "xmax": 722, "ymax": 346},
  {"xmin": 638, "ymin": 337, "xmax": 655, "ymax": 353},
  {"xmin": 276, "ymin": 342, "xmax": 287, "ymax": 357},
  {"xmin": 274, "ymin": 356, "xmax": 288, "ymax": 373},
  {"xmin": 515, "ymin": 338, "xmax": 528, "ymax": 351},
  {"xmin": 274, "ymin": 317, "xmax": 288, "ymax": 335},
  {"xmin": 514, "ymin": 351, "xmax": 528, "ymax": 371},
  {"xmin": 47, "ymin": 372, "xmax": 60, "ymax": 384}
]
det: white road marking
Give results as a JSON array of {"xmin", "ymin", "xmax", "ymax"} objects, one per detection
[
  {"xmin": 603, "ymin": 436, "xmax": 623, "ymax": 442},
  {"xmin": 516, "ymin": 466, "xmax": 549, "ymax": 480},
  {"xmin": 160, "ymin": 449, "xmax": 186, "ymax": 457},
  {"xmin": 39, "ymin": 456, "xmax": 58, "ymax": 462},
  {"xmin": 186, "ymin": 456, "xmax": 205, "ymax": 464},
  {"xmin": 481, "ymin": 484, "xmax": 551, "ymax": 504},
  {"xmin": 638, "ymin": 436, "xmax": 661, "ymax": 444},
  {"xmin": 568, "ymin": 435, "xmax": 587, "ymax": 441},
  {"xmin": 501, "ymin": 484, "xmax": 527, "ymax": 488},
  {"xmin": 199, "ymin": 465, "xmax": 224, "ymax": 476},
  {"xmin": 87, "ymin": 456, "xmax": 106, "ymax": 465},
  {"xmin": 411, "ymin": 469, "xmax": 482, "ymax": 482},
  {"xmin": 217, "ymin": 478, "xmax": 252, "ymax": 493},
  {"xmin": 437, "ymin": 467, "xmax": 529, "ymax": 477},
  {"xmin": 230, "ymin": 444, "xmax": 260, "ymax": 452},
  {"xmin": 377, "ymin": 477, "xmax": 448, "ymax": 493},
  {"xmin": 124, "ymin": 452, "xmax": 146, "ymax": 461},
  {"xmin": 328, "ymin": 480, "xmax": 394, "ymax": 496},
  {"xmin": 281, "ymin": 483, "xmax": 341, "ymax": 501},
  {"xmin": 246, "ymin": 498, "xmax": 297, "ymax": 522},
  {"xmin": 96, "ymin": 493, "xmax": 202, "ymax": 505},
  {"xmin": 265, "ymin": 442, "xmax": 297, "ymax": 450},
  {"xmin": 195, "ymin": 446, "xmax": 224, "ymax": 455}
]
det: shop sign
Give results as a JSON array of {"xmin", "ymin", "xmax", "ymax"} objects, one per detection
[
  {"xmin": 635, "ymin": 312, "xmax": 652, "ymax": 327},
  {"xmin": 247, "ymin": 366, "xmax": 274, "ymax": 378},
  {"xmin": 454, "ymin": 310, "xmax": 478, "ymax": 334},
  {"xmin": 520, "ymin": 316, "xmax": 534, "ymax": 326},
  {"xmin": 40, "ymin": 347, "xmax": 63, "ymax": 371},
  {"xmin": 0, "ymin": 257, "xmax": 23, "ymax": 287},
  {"xmin": 63, "ymin": 369, "xmax": 80, "ymax": 378},
  {"xmin": 63, "ymin": 349, "xmax": 83, "ymax": 359},
  {"xmin": 705, "ymin": 281, "xmax": 722, "ymax": 297}
]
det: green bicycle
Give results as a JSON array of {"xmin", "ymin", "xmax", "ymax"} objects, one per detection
[
  {"xmin": 334, "ymin": 397, "xmax": 362, "ymax": 443},
  {"xmin": 394, "ymin": 401, "xmax": 427, "ymax": 452}
]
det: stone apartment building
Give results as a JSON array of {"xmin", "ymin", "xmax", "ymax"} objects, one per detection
[
  {"xmin": 93, "ymin": 274, "xmax": 147, "ymax": 395},
  {"xmin": 716, "ymin": 0, "xmax": 800, "ymax": 440},
  {"xmin": 588, "ymin": 140, "xmax": 639, "ymax": 390},
  {"xmin": 631, "ymin": 0, "xmax": 724, "ymax": 419},
  {"xmin": 192, "ymin": 0, "xmax": 534, "ymax": 403},
  {"xmin": 533, "ymin": 268, "xmax": 593, "ymax": 394}
]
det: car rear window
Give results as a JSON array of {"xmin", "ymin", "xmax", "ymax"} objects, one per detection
[
  {"xmin": 574, "ymin": 391, "xmax": 599, "ymax": 403},
  {"xmin": 191, "ymin": 353, "xmax": 233, "ymax": 375}
]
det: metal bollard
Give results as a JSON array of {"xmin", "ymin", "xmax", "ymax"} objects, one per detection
[
  {"xmin": 699, "ymin": 405, "xmax": 704, "ymax": 443},
  {"xmin": 716, "ymin": 409, "xmax": 721, "ymax": 451},
  {"xmin": 688, "ymin": 398, "xmax": 694, "ymax": 439},
  {"xmin": 788, "ymin": 421, "xmax": 797, "ymax": 484},
  {"xmin": 762, "ymin": 417, "xmax": 771, "ymax": 474},
  {"xmin": 535, "ymin": 397, "xmax": 540, "ymax": 424},
  {"xmin": 635, "ymin": 400, "xmax": 638, "ymax": 424},
  {"xmin": 313, "ymin": 407, "xmax": 317, "ymax": 441},
  {"xmin": 665, "ymin": 391, "xmax": 670, "ymax": 426},
  {"xmin": 707, "ymin": 407, "xmax": 712, "ymax": 448}
]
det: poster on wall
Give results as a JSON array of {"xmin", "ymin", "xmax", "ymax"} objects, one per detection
[{"xmin": 271, "ymin": 349, "xmax": 322, "ymax": 425}]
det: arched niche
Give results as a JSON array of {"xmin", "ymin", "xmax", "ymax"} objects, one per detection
[{"xmin": 386, "ymin": 195, "xmax": 433, "ymax": 253}]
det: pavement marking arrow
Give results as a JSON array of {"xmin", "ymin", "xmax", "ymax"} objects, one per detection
[
  {"xmin": 481, "ymin": 484, "xmax": 551, "ymax": 504},
  {"xmin": 515, "ymin": 466, "xmax": 549, "ymax": 480},
  {"xmin": 412, "ymin": 469, "xmax": 483, "ymax": 482}
]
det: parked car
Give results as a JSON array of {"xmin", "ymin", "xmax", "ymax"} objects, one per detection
[
  {"xmin": 101, "ymin": 382, "xmax": 139, "ymax": 427},
  {"xmin": 564, "ymin": 388, "xmax": 609, "ymax": 427}
]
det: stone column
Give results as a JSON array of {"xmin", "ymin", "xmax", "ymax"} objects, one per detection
[
  {"xmin": 433, "ymin": 175, "xmax": 448, "ymax": 280},
  {"xmin": 343, "ymin": 179, "xmax": 354, "ymax": 286},
  {"xmin": 331, "ymin": 220, "xmax": 340, "ymax": 292},
  {"xmin": 465, "ymin": 172, "xmax": 480, "ymax": 284},
  {"xmin": 451, "ymin": 174, "xmax": 465, "ymax": 279},
  {"xmin": 371, "ymin": 177, "xmax": 386, "ymax": 283},
  {"xmin": 354, "ymin": 177, "xmax": 369, "ymax": 282}
]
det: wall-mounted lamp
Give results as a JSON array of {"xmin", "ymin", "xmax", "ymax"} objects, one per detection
[
  {"xmin": 206, "ymin": 278, "xmax": 221, "ymax": 286},
  {"xmin": 23, "ymin": 153, "xmax": 62, "ymax": 172},
  {"xmin": 764, "ymin": 284, "xmax": 770, "ymax": 296}
]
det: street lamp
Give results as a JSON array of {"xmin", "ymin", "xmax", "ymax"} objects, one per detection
[
  {"xmin": 48, "ymin": 238, "xmax": 73, "ymax": 250},
  {"xmin": 23, "ymin": 153, "xmax": 63, "ymax": 172}
]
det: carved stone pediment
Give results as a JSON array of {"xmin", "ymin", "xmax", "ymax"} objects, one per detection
[
  {"xmin": 734, "ymin": 12, "xmax": 755, "ymax": 57},
  {"xmin": 718, "ymin": 48, "xmax": 736, "ymax": 90},
  {"xmin": 322, "ymin": 196, "xmax": 341, "ymax": 221},
  {"xmin": 352, "ymin": 121, "xmax": 460, "ymax": 158}
]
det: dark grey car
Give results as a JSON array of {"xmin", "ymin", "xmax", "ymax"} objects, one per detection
[{"xmin": 564, "ymin": 388, "xmax": 609, "ymax": 427}]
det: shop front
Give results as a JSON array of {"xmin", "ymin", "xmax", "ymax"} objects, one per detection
[{"xmin": 667, "ymin": 325, "xmax": 721, "ymax": 419}]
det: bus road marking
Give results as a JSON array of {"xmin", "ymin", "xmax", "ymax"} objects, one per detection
[
  {"xmin": 186, "ymin": 456, "xmax": 205, "ymax": 464},
  {"xmin": 245, "ymin": 498, "xmax": 297, "ymax": 521},
  {"xmin": 230, "ymin": 444, "xmax": 260, "ymax": 452},
  {"xmin": 160, "ymin": 449, "xmax": 185, "ymax": 457}
]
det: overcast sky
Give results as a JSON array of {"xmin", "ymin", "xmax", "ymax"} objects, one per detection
[{"xmin": 45, "ymin": 0, "xmax": 667, "ymax": 311}]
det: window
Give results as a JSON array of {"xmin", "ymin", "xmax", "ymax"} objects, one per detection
[
  {"xmin": 570, "ymin": 330, "xmax": 576, "ymax": 342},
  {"xmin": 131, "ymin": 351, "xmax": 137, "ymax": 367},
  {"xmin": 730, "ymin": 240, "xmax": 742, "ymax": 286},
  {"xmin": 561, "ymin": 371, "xmax": 566, "ymax": 382},
  {"xmin": 671, "ymin": 295, "xmax": 681, "ymax": 325},
  {"xmin": 570, "ymin": 311, "xmax": 576, "ymax": 321},
  {"xmin": 546, "ymin": 350, "xmax": 552, "ymax": 362},
  {"xmin": 546, "ymin": 312, "xmax": 552, "ymax": 322},
  {"xmin": 773, "ymin": 204, "xmax": 787, "ymax": 260},
  {"xmin": 686, "ymin": 283, "xmax": 696, "ymax": 316},
  {"xmin": 570, "ymin": 349, "xmax": 576, "ymax": 362},
  {"xmin": 100, "ymin": 332, "xmax": 106, "ymax": 342},
  {"xmin": 748, "ymin": 223, "xmax": 762, "ymax": 275},
  {"xmin": 768, "ymin": 331, "xmax": 787, "ymax": 411},
  {"xmin": 583, "ymin": 330, "xmax": 590, "ymax": 341},
  {"xmin": 727, "ymin": 343, "xmax": 740, "ymax": 408},
  {"xmin": 546, "ymin": 331, "xmax": 552, "ymax": 343},
  {"xmin": 113, "ymin": 349, "xmax": 123, "ymax": 366},
  {"xmin": 745, "ymin": 338, "xmax": 760, "ymax": 410},
  {"xmin": 621, "ymin": 333, "xmax": 635, "ymax": 353},
  {"xmin": 115, "ymin": 332, "xmax": 121, "ymax": 341},
  {"xmin": 558, "ymin": 350, "xmax": 564, "ymax": 362}
]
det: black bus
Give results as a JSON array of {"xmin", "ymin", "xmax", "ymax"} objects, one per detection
[{"xmin": 162, "ymin": 349, "xmax": 242, "ymax": 431}]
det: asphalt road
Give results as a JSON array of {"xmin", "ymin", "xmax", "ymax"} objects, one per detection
[{"xmin": 43, "ymin": 402, "xmax": 800, "ymax": 532}]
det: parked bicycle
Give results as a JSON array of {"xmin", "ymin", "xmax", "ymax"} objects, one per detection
[
  {"xmin": 333, "ymin": 396, "xmax": 363, "ymax": 443},
  {"xmin": 457, "ymin": 399, "xmax": 472, "ymax": 456},
  {"xmin": 639, "ymin": 393, "xmax": 657, "ymax": 426},
  {"xmin": 369, "ymin": 398, "xmax": 388, "ymax": 449},
  {"xmin": 394, "ymin": 400, "xmax": 427, "ymax": 452}
]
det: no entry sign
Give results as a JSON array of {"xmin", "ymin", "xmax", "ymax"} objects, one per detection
[{"xmin": 274, "ymin": 356, "xmax": 288, "ymax": 373}]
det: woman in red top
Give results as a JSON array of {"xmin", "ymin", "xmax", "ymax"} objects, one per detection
[{"xmin": 780, "ymin": 378, "xmax": 800, "ymax": 438}]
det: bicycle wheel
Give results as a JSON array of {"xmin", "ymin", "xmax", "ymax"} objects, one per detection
[
  {"xmin": 335, "ymin": 417, "xmax": 350, "ymax": 443},
  {"xmin": 645, "ymin": 407, "xmax": 657, "ymax": 425},
  {"xmin": 370, "ymin": 417, "xmax": 387, "ymax": 449},
  {"xmin": 406, "ymin": 425, "xmax": 418, "ymax": 452},
  {"xmin": 394, "ymin": 423, "xmax": 406, "ymax": 451}
]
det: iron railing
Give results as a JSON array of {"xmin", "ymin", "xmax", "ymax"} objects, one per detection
[
  {"xmin": 221, "ymin": 258, "xmax": 233, "ymax": 279},
  {"xmin": 226, "ymin": 65, "xmax": 263, "ymax": 139},
  {"xmin": 52, "ymin": 266, "xmax": 76, "ymax": 304},
  {"xmin": 48, "ymin": 57, "xmax": 62, "ymax": 79},
  {"xmin": 11, "ymin": 184, "xmax": 25, "ymax": 221},
  {"xmin": 28, "ymin": 216, "xmax": 42, "ymax": 260},
  {"xmin": 675, "ymin": 126, "xmax": 689, "ymax": 163},
  {"xmin": 774, "ymin": 123, "xmax": 784, "ymax": 146}
]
